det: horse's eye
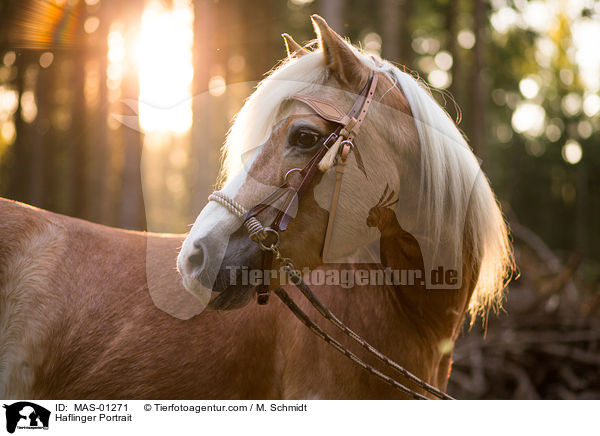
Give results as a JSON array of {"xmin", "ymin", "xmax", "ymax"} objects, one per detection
[{"xmin": 291, "ymin": 129, "xmax": 321, "ymax": 149}]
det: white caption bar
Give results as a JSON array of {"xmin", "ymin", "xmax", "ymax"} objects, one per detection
[{"xmin": 1, "ymin": 400, "xmax": 597, "ymax": 435}]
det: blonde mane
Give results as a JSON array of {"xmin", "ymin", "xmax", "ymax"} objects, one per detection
[{"xmin": 222, "ymin": 43, "xmax": 514, "ymax": 322}]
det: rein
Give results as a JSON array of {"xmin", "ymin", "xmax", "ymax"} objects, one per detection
[{"xmin": 208, "ymin": 71, "xmax": 455, "ymax": 400}]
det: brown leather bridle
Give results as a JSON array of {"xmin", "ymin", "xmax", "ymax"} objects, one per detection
[
  {"xmin": 241, "ymin": 70, "xmax": 378, "ymax": 304},
  {"xmin": 208, "ymin": 70, "xmax": 454, "ymax": 399}
]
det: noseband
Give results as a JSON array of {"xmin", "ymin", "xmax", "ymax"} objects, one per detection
[{"xmin": 208, "ymin": 70, "xmax": 454, "ymax": 400}]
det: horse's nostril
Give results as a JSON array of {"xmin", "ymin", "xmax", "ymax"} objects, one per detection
[
  {"xmin": 187, "ymin": 242, "xmax": 205, "ymax": 270},
  {"xmin": 188, "ymin": 252, "xmax": 204, "ymax": 267}
]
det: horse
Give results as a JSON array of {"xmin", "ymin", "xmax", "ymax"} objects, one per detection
[{"xmin": 0, "ymin": 15, "xmax": 513, "ymax": 399}]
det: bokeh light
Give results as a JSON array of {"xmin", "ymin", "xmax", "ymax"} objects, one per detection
[
  {"xmin": 363, "ymin": 32, "xmax": 382, "ymax": 55},
  {"xmin": 512, "ymin": 102, "xmax": 546, "ymax": 136},
  {"xmin": 39, "ymin": 52, "xmax": 54, "ymax": 68},
  {"xmin": 561, "ymin": 139, "xmax": 582, "ymax": 165},
  {"xmin": 20, "ymin": 91, "xmax": 37, "ymax": 123},
  {"xmin": 572, "ymin": 17, "xmax": 600, "ymax": 92},
  {"xmin": 559, "ymin": 69, "xmax": 574, "ymax": 86},
  {"xmin": 457, "ymin": 30, "xmax": 475, "ymax": 50},
  {"xmin": 519, "ymin": 76, "xmax": 540, "ymax": 99},
  {"xmin": 84, "ymin": 16, "xmax": 100, "ymax": 34},
  {"xmin": 582, "ymin": 94, "xmax": 600, "ymax": 117},
  {"xmin": 428, "ymin": 70, "xmax": 451, "ymax": 89},
  {"xmin": 208, "ymin": 75, "xmax": 226, "ymax": 97},
  {"xmin": 561, "ymin": 93, "xmax": 582, "ymax": 117},
  {"xmin": 522, "ymin": 0, "xmax": 553, "ymax": 33},
  {"xmin": 490, "ymin": 7, "xmax": 519, "ymax": 34},
  {"xmin": 545, "ymin": 123, "xmax": 562, "ymax": 142},
  {"xmin": 496, "ymin": 124, "xmax": 513, "ymax": 143},
  {"xmin": 0, "ymin": 86, "xmax": 18, "ymax": 118},
  {"xmin": 0, "ymin": 120, "xmax": 15, "ymax": 145},
  {"xmin": 3, "ymin": 52, "xmax": 16, "ymax": 67},
  {"xmin": 434, "ymin": 51, "xmax": 453, "ymax": 71},
  {"xmin": 577, "ymin": 120, "xmax": 592, "ymax": 139}
]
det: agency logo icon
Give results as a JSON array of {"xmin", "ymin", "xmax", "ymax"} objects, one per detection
[{"xmin": 2, "ymin": 402, "xmax": 50, "ymax": 434}]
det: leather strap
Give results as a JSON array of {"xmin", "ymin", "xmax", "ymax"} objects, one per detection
[
  {"xmin": 247, "ymin": 72, "xmax": 378, "ymax": 250},
  {"xmin": 321, "ymin": 141, "xmax": 352, "ymax": 261},
  {"xmin": 244, "ymin": 128, "xmax": 341, "ymax": 232},
  {"xmin": 290, "ymin": 72, "xmax": 378, "ymax": 140},
  {"xmin": 256, "ymin": 249, "xmax": 273, "ymax": 305},
  {"xmin": 290, "ymin": 95, "xmax": 351, "ymax": 125}
]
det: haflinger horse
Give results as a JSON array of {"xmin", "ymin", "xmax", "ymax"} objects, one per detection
[{"xmin": 0, "ymin": 16, "xmax": 513, "ymax": 400}]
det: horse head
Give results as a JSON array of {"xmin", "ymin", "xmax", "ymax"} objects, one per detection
[{"xmin": 177, "ymin": 15, "xmax": 513, "ymax": 319}]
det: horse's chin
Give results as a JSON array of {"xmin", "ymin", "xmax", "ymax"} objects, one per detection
[{"xmin": 207, "ymin": 284, "xmax": 256, "ymax": 310}]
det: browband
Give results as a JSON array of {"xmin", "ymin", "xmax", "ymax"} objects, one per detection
[{"xmin": 290, "ymin": 71, "xmax": 379, "ymax": 140}]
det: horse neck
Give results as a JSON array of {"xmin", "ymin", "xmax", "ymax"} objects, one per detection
[
  {"xmin": 273, "ymin": 217, "xmax": 478, "ymax": 399},
  {"xmin": 273, "ymin": 258, "xmax": 471, "ymax": 398}
]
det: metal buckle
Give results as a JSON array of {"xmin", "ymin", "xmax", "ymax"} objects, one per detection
[{"xmin": 323, "ymin": 132, "xmax": 339, "ymax": 149}]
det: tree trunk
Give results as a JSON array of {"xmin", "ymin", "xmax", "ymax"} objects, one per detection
[
  {"xmin": 445, "ymin": 0, "xmax": 460, "ymax": 124},
  {"xmin": 88, "ymin": 0, "xmax": 111, "ymax": 225},
  {"xmin": 575, "ymin": 160, "xmax": 588, "ymax": 256},
  {"xmin": 9, "ymin": 50, "xmax": 31, "ymax": 203},
  {"xmin": 71, "ymin": 2, "xmax": 88, "ymax": 219},
  {"xmin": 470, "ymin": 0, "xmax": 486, "ymax": 161},
  {"xmin": 117, "ymin": 1, "xmax": 145, "ymax": 230},
  {"xmin": 379, "ymin": 0, "xmax": 400, "ymax": 62},
  {"xmin": 319, "ymin": 0, "xmax": 345, "ymax": 34},
  {"xmin": 399, "ymin": 0, "xmax": 413, "ymax": 67},
  {"xmin": 190, "ymin": 0, "xmax": 218, "ymax": 217},
  {"xmin": 30, "ymin": 56, "xmax": 55, "ymax": 209}
]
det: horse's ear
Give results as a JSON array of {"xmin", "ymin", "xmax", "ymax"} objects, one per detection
[
  {"xmin": 282, "ymin": 33, "xmax": 308, "ymax": 58},
  {"xmin": 311, "ymin": 14, "xmax": 366, "ymax": 87}
]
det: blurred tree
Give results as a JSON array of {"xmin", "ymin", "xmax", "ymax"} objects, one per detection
[
  {"xmin": 379, "ymin": 0, "xmax": 400, "ymax": 62},
  {"xmin": 8, "ymin": 51, "xmax": 31, "ymax": 204},
  {"xmin": 72, "ymin": 0, "xmax": 88, "ymax": 219},
  {"xmin": 444, "ymin": 0, "xmax": 459, "ymax": 123},
  {"xmin": 0, "ymin": 0, "xmax": 598, "ymax": 264},
  {"xmin": 87, "ymin": 0, "xmax": 112, "ymax": 226},
  {"xmin": 470, "ymin": 0, "xmax": 486, "ymax": 160},
  {"xmin": 39, "ymin": 55, "xmax": 58, "ymax": 212},
  {"xmin": 190, "ymin": 0, "xmax": 220, "ymax": 215},
  {"xmin": 319, "ymin": 0, "xmax": 345, "ymax": 34},
  {"xmin": 117, "ymin": 0, "xmax": 146, "ymax": 230}
]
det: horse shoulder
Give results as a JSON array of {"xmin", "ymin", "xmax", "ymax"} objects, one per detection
[
  {"xmin": 0, "ymin": 198, "xmax": 155, "ymax": 398},
  {"xmin": 0, "ymin": 198, "xmax": 69, "ymax": 398}
]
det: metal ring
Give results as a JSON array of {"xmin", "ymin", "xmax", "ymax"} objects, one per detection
[
  {"xmin": 258, "ymin": 227, "xmax": 280, "ymax": 251},
  {"xmin": 339, "ymin": 139, "xmax": 354, "ymax": 161},
  {"xmin": 284, "ymin": 168, "xmax": 302, "ymax": 184},
  {"xmin": 339, "ymin": 139, "xmax": 354, "ymax": 149}
]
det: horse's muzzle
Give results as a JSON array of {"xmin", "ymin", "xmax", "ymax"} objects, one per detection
[{"xmin": 181, "ymin": 224, "xmax": 263, "ymax": 310}]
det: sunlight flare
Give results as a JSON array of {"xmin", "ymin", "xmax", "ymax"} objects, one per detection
[{"xmin": 137, "ymin": 0, "xmax": 194, "ymax": 134}]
